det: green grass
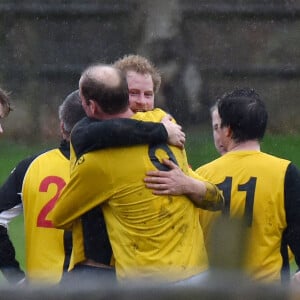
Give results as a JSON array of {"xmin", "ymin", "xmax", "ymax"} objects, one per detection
[
  {"xmin": 185, "ymin": 127, "xmax": 220, "ymax": 169},
  {"xmin": 0, "ymin": 132, "xmax": 300, "ymax": 279},
  {"xmin": 185, "ymin": 127, "xmax": 300, "ymax": 169},
  {"xmin": 0, "ymin": 140, "xmax": 53, "ymax": 183},
  {"xmin": 261, "ymin": 134, "xmax": 300, "ymax": 167}
]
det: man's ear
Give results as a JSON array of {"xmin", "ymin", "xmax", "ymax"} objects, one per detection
[
  {"xmin": 60, "ymin": 121, "xmax": 68, "ymax": 140},
  {"xmin": 89, "ymin": 99, "xmax": 102, "ymax": 115},
  {"xmin": 89, "ymin": 99, "xmax": 97, "ymax": 114},
  {"xmin": 224, "ymin": 126, "xmax": 232, "ymax": 138}
]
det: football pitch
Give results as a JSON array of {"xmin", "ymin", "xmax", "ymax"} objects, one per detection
[{"xmin": 0, "ymin": 130, "xmax": 300, "ymax": 282}]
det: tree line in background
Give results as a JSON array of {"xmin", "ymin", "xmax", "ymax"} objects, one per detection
[{"xmin": 0, "ymin": 0, "xmax": 300, "ymax": 143}]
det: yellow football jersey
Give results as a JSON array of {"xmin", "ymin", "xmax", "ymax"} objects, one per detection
[
  {"xmin": 52, "ymin": 108, "xmax": 208, "ymax": 282},
  {"xmin": 197, "ymin": 150, "xmax": 290, "ymax": 282},
  {"xmin": 22, "ymin": 149, "xmax": 70, "ymax": 284}
]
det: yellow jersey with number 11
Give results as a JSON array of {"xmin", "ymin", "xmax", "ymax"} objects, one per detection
[{"xmin": 197, "ymin": 150, "xmax": 290, "ymax": 282}]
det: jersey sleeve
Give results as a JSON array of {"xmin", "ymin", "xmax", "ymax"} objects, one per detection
[
  {"xmin": 71, "ymin": 117, "xmax": 168, "ymax": 159},
  {"xmin": 0, "ymin": 155, "xmax": 37, "ymax": 283},
  {"xmin": 51, "ymin": 152, "xmax": 113, "ymax": 229},
  {"xmin": 0, "ymin": 155, "xmax": 37, "ymax": 212},
  {"xmin": 284, "ymin": 163, "xmax": 300, "ymax": 271},
  {"xmin": 187, "ymin": 168, "xmax": 224, "ymax": 211}
]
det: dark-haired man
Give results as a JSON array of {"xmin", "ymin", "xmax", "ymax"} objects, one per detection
[{"xmin": 144, "ymin": 87, "xmax": 300, "ymax": 284}]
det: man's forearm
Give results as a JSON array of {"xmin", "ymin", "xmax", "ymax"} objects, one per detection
[{"xmin": 182, "ymin": 177, "xmax": 224, "ymax": 211}]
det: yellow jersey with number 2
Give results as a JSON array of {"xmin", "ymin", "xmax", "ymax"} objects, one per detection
[{"xmin": 22, "ymin": 149, "xmax": 70, "ymax": 284}]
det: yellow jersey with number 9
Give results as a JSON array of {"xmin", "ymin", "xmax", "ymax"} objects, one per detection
[{"xmin": 52, "ymin": 108, "xmax": 208, "ymax": 282}]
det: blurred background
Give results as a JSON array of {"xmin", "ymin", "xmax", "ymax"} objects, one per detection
[
  {"xmin": 0, "ymin": 0, "xmax": 300, "ymax": 144},
  {"xmin": 0, "ymin": 1, "xmax": 300, "ymax": 290}
]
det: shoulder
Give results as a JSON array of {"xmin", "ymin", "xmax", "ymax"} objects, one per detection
[
  {"xmin": 71, "ymin": 117, "xmax": 99, "ymax": 142},
  {"xmin": 260, "ymin": 151, "xmax": 290, "ymax": 164},
  {"xmin": 31, "ymin": 148, "xmax": 61, "ymax": 161},
  {"xmin": 25, "ymin": 148, "xmax": 63, "ymax": 173},
  {"xmin": 15, "ymin": 154, "xmax": 40, "ymax": 173},
  {"xmin": 133, "ymin": 108, "xmax": 167, "ymax": 122},
  {"xmin": 73, "ymin": 116, "xmax": 95, "ymax": 129},
  {"xmin": 11, "ymin": 151, "xmax": 48, "ymax": 179},
  {"xmin": 285, "ymin": 162, "xmax": 300, "ymax": 180},
  {"xmin": 196, "ymin": 156, "xmax": 223, "ymax": 173},
  {"xmin": 70, "ymin": 117, "xmax": 102, "ymax": 157}
]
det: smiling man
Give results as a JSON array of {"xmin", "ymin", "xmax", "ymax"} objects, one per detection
[
  {"xmin": 113, "ymin": 54, "xmax": 160, "ymax": 113},
  {"xmin": 51, "ymin": 64, "xmax": 222, "ymax": 284}
]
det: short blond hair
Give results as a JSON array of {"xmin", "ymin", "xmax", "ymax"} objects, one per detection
[{"xmin": 114, "ymin": 54, "xmax": 161, "ymax": 94}]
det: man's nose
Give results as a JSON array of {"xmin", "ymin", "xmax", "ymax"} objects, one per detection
[{"xmin": 136, "ymin": 95, "xmax": 146, "ymax": 104}]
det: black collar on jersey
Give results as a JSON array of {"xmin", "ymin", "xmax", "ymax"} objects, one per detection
[{"xmin": 59, "ymin": 139, "xmax": 70, "ymax": 159}]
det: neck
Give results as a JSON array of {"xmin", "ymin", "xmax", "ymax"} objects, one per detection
[
  {"xmin": 94, "ymin": 108, "xmax": 134, "ymax": 120},
  {"xmin": 228, "ymin": 139, "xmax": 261, "ymax": 152}
]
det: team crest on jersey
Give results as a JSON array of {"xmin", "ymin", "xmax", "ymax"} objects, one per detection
[{"xmin": 76, "ymin": 156, "xmax": 85, "ymax": 165}]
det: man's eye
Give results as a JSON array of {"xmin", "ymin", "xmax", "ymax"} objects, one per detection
[
  {"xmin": 129, "ymin": 91, "xmax": 139, "ymax": 95},
  {"xmin": 145, "ymin": 93, "xmax": 153, "ymax": 98}
]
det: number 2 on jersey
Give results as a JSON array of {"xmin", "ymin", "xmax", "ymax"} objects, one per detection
[
  {"xmin": 217, "ymin": 176, "xmax": 257, "ymax": 227},
  {"xmin": 37, "ymin": 176, "xmax": 66, "ymax": 228}
]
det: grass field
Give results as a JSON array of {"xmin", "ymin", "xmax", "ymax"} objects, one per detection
[
  {"xmin": 0, "ymin": 129, "xmax": 300, "ymax": 279},
  {"xmin": 185, "ymin": 127, "xmax": 300, "ymax": 168}
]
